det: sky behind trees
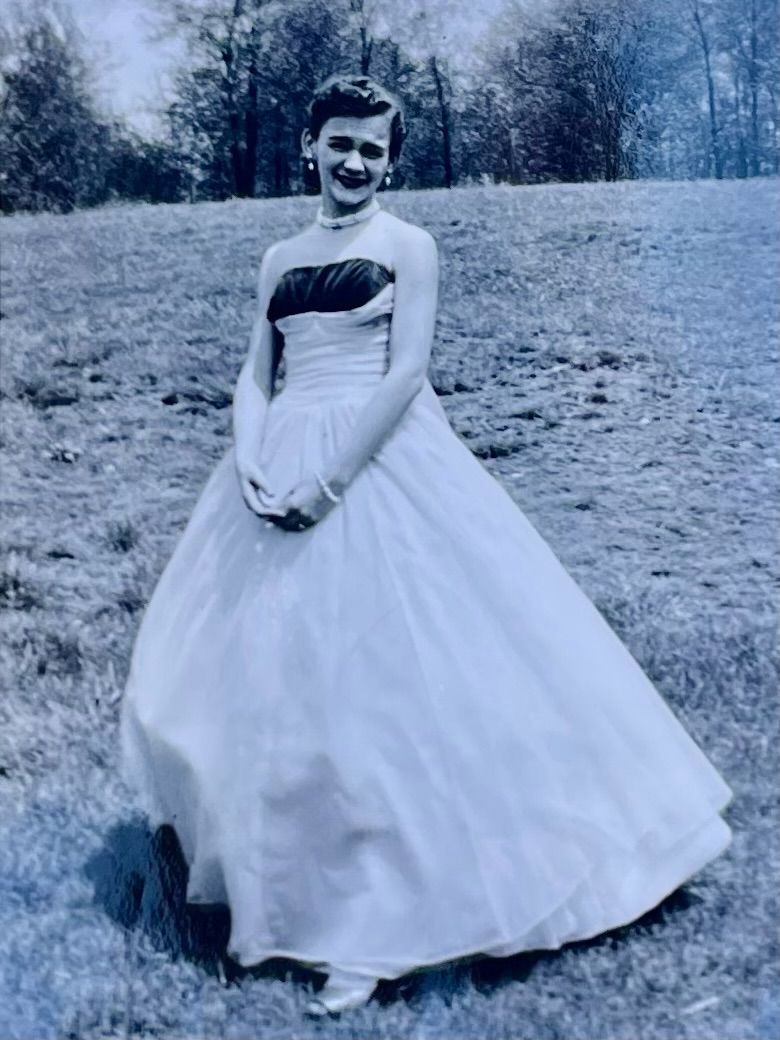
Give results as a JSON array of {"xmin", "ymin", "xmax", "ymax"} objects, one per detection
[
  {"xmin": 1, "ymin": 0, "xmax": 505, "ymax": 137},
  {"xmin": 0, "ymin": 0, "xmax": 178, "ymax": 135},
  {"xmin": 68, "ymin": 0, "xmax": 173, "ymax": 134}
]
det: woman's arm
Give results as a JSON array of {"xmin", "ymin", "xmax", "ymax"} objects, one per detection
[
  {"xmin": 320, "ymin": 226, "xmax": 440, "ymax": 497},
  {"xmin": 233, "ymin": 244, "xmax": 282, "ymax": 508}
]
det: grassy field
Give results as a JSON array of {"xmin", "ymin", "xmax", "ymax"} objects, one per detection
[{"xmin": 0, "ymin": 178, "xmax": 777, "ymax": 1039}]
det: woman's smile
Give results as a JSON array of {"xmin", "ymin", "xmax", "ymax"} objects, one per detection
[
  {"xmin": 334, "ymin": 170, "xmax": 369, "ymax": 188},
  {"xmin": 303, "ymin": 112, "xmax": 393, "ymax": 218}
]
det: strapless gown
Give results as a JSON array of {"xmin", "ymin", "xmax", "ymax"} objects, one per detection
[{"xmin": 120, "ymin": 258, "xmax": 733, "ymax": 982}]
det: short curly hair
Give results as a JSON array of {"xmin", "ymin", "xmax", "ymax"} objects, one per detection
[{"xmin": 307, "ymin": 74, "xmax": 407, "ymax": 164}]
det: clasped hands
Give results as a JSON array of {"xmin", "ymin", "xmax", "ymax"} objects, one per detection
[{"xmin": 236, "ymin": 456, "xmax": 337, "ymax": 532}]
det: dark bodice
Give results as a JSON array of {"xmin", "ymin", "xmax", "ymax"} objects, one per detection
[{"xmin": 267, "ymin": 258, "xmax": 394, "ymax": 324}]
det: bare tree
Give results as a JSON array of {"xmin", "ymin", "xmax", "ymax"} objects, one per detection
[
  {"xmin": 686, "ymin": 0, "xmax": 723, "ymax": 178},
  {"xmin": 147, "ymin": 0, "xmax": 270, "ymax": 197},
  {"xmin": 389, "ymin": 0, "xmax": 460, "ymax": 188},
  {"xmin": 348, "ymin": 0, "xmax": 380, "ymax": 75},
  {"xmin": 156, "ymin": 0, "xmax": 360, "ymax": 199},
  {"xmin": 718, "ymin": 0, "xmax": 778, "ymax": 176}
]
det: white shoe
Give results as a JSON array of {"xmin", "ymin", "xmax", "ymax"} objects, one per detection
[{"xmin": 304, "ymin": 968, "xmax": 378, "ymax": 1016}]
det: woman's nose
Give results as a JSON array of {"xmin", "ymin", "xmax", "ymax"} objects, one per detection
[{"xmin": 343, "ymin": 150, "xmax": 365, "ymax": 172}]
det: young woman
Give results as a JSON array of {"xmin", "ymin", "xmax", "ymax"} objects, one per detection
[{"xmin": 121, "ymin": 75, "xmax": 733, "ymax": 1017}]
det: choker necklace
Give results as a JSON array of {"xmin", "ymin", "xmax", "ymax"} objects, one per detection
[{"xmin": 316, "ymin": 199, "xmax": 380, "ymax": 229}]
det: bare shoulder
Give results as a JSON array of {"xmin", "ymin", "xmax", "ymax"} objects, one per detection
[
  {"xmin": 380, "ymin": 211, "xmax": 437, "ymax": 253},
  {"xmin": 255, "ymin": 229, "xmax": 313, "ymax": 299},
  {"xmin": 379, "ymin": 212, "xmax": 438, "ymax": 277},
  {"xmin": 260, "ymin": 232, "xmax": 303, "ymax": 275}
]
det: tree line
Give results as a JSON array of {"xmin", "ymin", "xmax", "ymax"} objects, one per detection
[{"xmin": 0, "ymin": 0, "xmax": 777, "ymax": 214}]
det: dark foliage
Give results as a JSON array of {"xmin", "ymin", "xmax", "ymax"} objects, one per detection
[
  {"xmin": 0, "ymin": 0, "xmax": 777, "ymax": 213},
  {"xmin": 0, "ymin": 11, "xmax": 111, "ymax": 213}
]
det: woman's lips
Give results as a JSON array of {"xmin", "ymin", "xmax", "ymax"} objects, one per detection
[{"xmin": 335, "ymin": 172, "xmax": 369, "ymax": 189}]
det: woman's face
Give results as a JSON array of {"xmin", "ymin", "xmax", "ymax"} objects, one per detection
[{"xmin": 304, "ymin": 112, "xmax": 393, "ymax": 214}]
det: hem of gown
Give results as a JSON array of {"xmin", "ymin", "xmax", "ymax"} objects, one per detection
[{"xmin": 220, "ymin": 811, "xmax": 732, "ymax": 983}]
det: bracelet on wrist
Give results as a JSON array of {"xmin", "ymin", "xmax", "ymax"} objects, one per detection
[{"xmin": 315, "ymin": 471, "xmax": 342, "ymax": 505}]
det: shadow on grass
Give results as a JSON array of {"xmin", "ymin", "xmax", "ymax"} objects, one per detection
[
  {"xmin": 468, "ymin": 884, "xmax": 705, "ymax": 995},
  {"xmin": 84, "ymin": 816, "xmax": 709, "ymax": 1012},
  {"xmin": 381, "ymin": 885, "xmax": 708, "ymax": 1010},
  {"xmin": 83, "ymin": 818, "xmax": 473, "ymax": 1007},
  {"xmin": 84, "ymin": 818, "xmax": 316, "ymax": 991}
]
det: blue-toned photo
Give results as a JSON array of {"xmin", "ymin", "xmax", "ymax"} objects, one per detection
[{"xmin": 0, "ymin": 0, "xmax": 776, "ymax": 1036}]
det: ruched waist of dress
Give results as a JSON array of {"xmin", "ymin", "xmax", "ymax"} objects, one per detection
[
  {"xmin": 274, "ymin": 306, "xmax": 391, "ymax": 405},
  {"xmin": 274, "ymin": 339, "xmax": 388, "ymax": 405}
]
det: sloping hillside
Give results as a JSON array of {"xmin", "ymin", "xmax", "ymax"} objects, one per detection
[{"xmin": 0, "ymin": 179, "xmax": 777, "ymax": 1040}]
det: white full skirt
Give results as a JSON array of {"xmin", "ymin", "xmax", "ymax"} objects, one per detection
[{"xmin": 121, "ymin": 379, "xmax": 732, "ymax": 981}]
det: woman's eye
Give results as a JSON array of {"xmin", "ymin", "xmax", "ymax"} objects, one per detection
[{"xmin": 362, "ymin": 149, "xmax": 384, "ymax": 160}]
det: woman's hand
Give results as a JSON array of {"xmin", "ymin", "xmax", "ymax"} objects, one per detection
[
  {"xmin": 267, "ymin": 474, "xmax": 339, "ymax": 532},
  {"xmin": 235, "ymin": 453, "xmax": 279, "ymax": 518}
]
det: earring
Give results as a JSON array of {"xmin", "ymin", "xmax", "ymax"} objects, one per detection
[
  {"xmin": 301, "ymin": 153, "xmax": 320, "ymax": 195},
  {"xmin": 384, "ymin": 171, "xmax": 392, "ymax": 187}
]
